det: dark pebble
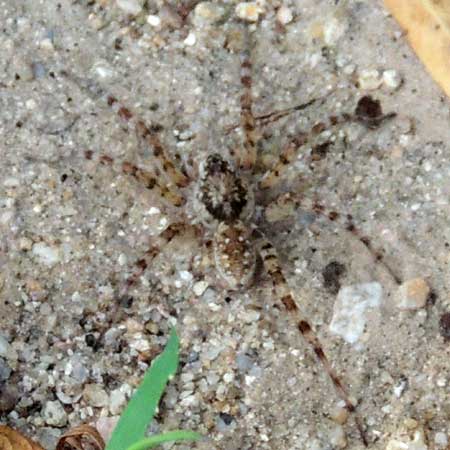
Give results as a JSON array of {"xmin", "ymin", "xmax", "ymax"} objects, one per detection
[
  {"xmin": 0, "ymin": 383, "xmax": 20, "ymax": 413},
  {"xmin": 439, "ymin": 312, "xmax": 450, "ymax": 341},
  {"xmin": 0, "ymin": 357, "xmax": 11, "ymax": 381}
]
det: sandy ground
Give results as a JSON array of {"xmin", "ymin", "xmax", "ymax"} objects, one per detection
[{"xmin": 0, "ymin": 1, "xmax": 449, "ymax": 449}]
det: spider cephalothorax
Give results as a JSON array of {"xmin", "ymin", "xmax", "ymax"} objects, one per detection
[{"xmin": 199, "ymin": 153, "xmax": 251, "ymax": 223}]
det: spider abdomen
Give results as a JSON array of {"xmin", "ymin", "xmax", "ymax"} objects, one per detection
[{"xmin": 213, "ymin": 221, "xmax": 256, "ymax": 290}]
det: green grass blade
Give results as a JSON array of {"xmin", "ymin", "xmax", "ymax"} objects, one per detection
[
  {"xmin": 106, "ymin": 329, "xmax": 180, "ymax": 450},
  {"xmin": 125, "ymin": 431, "xmax": 202, "ymax": 450}
]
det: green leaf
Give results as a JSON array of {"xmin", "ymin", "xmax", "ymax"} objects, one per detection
[
  {"xmin": 125, "ymin": 431, "xmax": 202, "ymax": 450},
  {"xmin": 106, "ymin": 328, "xmax": 180, "ymax": 450}
]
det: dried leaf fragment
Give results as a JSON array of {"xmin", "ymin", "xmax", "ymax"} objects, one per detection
[
  {"xmin": 384, "ymin": 0, "xmax": 450, "ymax": 98},
  {"xmin": 0, "ymin": 426, "xmax": 44, "ymax": 450}
]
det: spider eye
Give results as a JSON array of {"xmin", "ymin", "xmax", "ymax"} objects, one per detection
[
  {"xmin": 207, "ymin": 153, "xmax": 221, "ymax": 162},
  {"xmin": 205, "ymin": 153, "xmax": 228, "ymax": 174}
]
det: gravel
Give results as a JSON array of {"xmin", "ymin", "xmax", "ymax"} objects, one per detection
[{"xmin": 1, "ymin": 1, "xmax": 450, "ymax": 449}]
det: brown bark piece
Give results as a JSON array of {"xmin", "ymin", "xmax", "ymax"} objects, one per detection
[
  {"xmin": 384, "ymin": 0, "xmax": 450, "ymax": 97},
  {"xmin": 56, "ymin": 425, "xmax": 105, "ymax": 450}
]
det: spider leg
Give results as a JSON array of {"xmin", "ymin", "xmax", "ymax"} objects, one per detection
[
  {"xmin": 225, "ymin": 97, "xmax": 324, "ymax": 133},
  {"xmin": 118, "ymin": 222, "xmax": 201, "ymax": 299},
  {"xmin": 107, "ymin": 95, "xmax": 190, "ymax": 189},
  {"xmin": 237, "ymin": 26, "xmax": 259, "ymax": 172},
  {"xmin": 258, "ymin": 113, "xmax": 352, "ymax": 190},
  {"xmin": 309, "ymin": 200, "xmax": 402, "ymax": 285},
  {"xmin": 258, "ymin": 94, "xmax": 396, "ymax": 129},
  {"xmin": 62, "ymin": 74, "xmax": 188, "ymax": 206},
  {"xmin": 257, "ymin": 235, "xmax": 368, "ymax": 447},
  {"xmin": 255, "ymin": 97, "xmax": 321, "ymax": 127},
  {"xmin": 264, "ymin": 192, "xmax": 402, "ymax": 285},
  {"xmin": 121, "ymin": 160, "xmax": 185, "ymax": 208},
  {"xmin": 258, "ymin": 97, "xmax": 396, "ymax": 189},
  {"xmin": 85, "ymin": 150, "xmax": 185, "ymax": 208},
  {"xmin": 60, "ymin": 71, "xmax": 190, "ymax": 191}
]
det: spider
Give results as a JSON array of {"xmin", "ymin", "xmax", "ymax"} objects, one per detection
[{"xmin": 78, "ymin": 19, "xmax": 398, "ymax": 447}]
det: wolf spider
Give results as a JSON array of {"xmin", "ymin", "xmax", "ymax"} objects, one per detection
[{"xmin": 82, "ymin": 22, "xmax": 398, "ymax": 447}]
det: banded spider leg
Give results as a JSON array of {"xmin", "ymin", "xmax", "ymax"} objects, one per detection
[
  {"xmin": 258, "ymin": 98, "xmax": 401, "ymax": 285},
  {"xmin": 83, "ymin": 93, "xmax": 199, "ymax": 303},
  {"xmin": 225, "ymin": 23, "xmax": 374, "ymax": 444}
]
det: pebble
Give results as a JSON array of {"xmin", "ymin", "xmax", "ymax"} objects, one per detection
[
  {"xmin": 118, "ymin": 253, "xmax": 128, "ymax": 266},
  {"xmin": 109, "ymin": 389, "xmax": 126, "ymax": 415},
  {"xmin": 404, "ymin": 418, "xmax": 419, "ymax": 430},
  {"xmin": 358, "ymin": 69, "xmax": 382, "ymax": 90},
  {"xmin": 330, "ymin": 402, "xmax": 349, "ymax": 425},
  {"xmin": 0, "ymin": 210, "xmax": 15, "ymax": 226},
  {"xmin": 56, "ymin": 387, "xmax": 82, "ymax": 405},
  {"xmin": 193, "ymin": 280, "xmax": 209, "ymax": 296},
  {"xmin": 323, "ymin": 16, "xmax": 348, "ymax": 45},
  {"xmin": 383, "ymin": 69, "xmax": 402, "ymax": 89},
  {"xmin": 329, "ymin": 425, "xmax": 347, "ymax": 449},
  {"xmin": 32, "ymin": 242, "xmax": 61, "ymax": 267},
  {"xmin": 235, "ymin": 2, "xmax": 264, "ymax": 22},
  {"xmin": 39, "ymin": 38, "xmax": 54, "ymax": 52},
  {"xmin": 276, "ymin": 6, "xmax": 293, "ymax": 25},
  {"xmin": 438, "ymin": 312, "xmax": 450, "ymax": 340},
  {"xmin": 0, "ymin": 384, "xmax": 19, "ymax": 413},
  {"xmin": 180, "ymin": 393, "xmax": 198, "ymax": 408},
  {"xmin": 96, "ymin": 417, "xmax": 119, "ymax": 444},
  {"xmin": 83, "ymin": 384, "xmax": 109, "ymax": 408},
  {"xmin": 194, "ymin": 2, "xmax": 226, "ymax": 26},
  {"xmin": 386, "ymin": 430, "xmax": 428, "ymax": 450},
  {"xmin": 19, "ymin": 237, "xmax": 33, "ymax": 251},
  {"xmin": 4, "ymin": 177, "xmax": 20, "ymax": 188},
  {"xmin": 116, "ymin": 0, "xmax": 143, "ymax": 15},
  {"xmin": 126, "ymin": 319, "xmax": 143, "ymax": 334},
  {"xmin": 42, "ymin": 400, "xmax": 68, "ymax": 427},
  {"xmin": 159, "ymin": 5, "xmax": 183, "ymax": 29},
  {"xmin": 434, "ymin": 432, "xmax": 448, "ymax": 447},
  {"xmin": 223, "ymin": 372, "xmax": 235, "ymax": 383},
  {"xmin": 145, "ymin": 321, "xmax": 160, "ymax": 335},
  {"xmin": 393, "ymin": 378, "xmax": 408, "ymax": 398},
  {"xmin": 89, "ymin": 14, "xmax": 106, "ymax": 31},
  {"xmin": 330, "ymin": 282, "xmax": 382, "ymax": 344},
  {"xmin": 92, "ymin": 61, "xmax": 115, "ymax": 80},
  {"xmin": 179, "ymin": 270, "xmax": 194, "ymax": 283},
  {"xmin": 147, "ymin": 15, "xmax": 161, "ymax": 27},
  {"xmin": 0, "ymin": 358, "xmax": 11, "ymax": 381},
  {"xmin": 184, "ymin": 32, "xmax": 196, "ymax": 46},
  {"xmin": 236, "ymin": 352, "xmax": 254, "ymax": 373},
  {"xmin": 0, "ymin": 335, "xmax": 12, "ymax": 358},
  {"xmin": 394, "ymin": 278, "xmax": 430, "ymax": 310},
  {"xmin": 104, "ymin": 328, "xmax": 123, "ymax": 347},
  {"xmin": 67, "ymin": 358, "xmax": 87, "ymax": 382},
  {"xmin": 203, "ymin": 341, "xmax": 224, "ymax": 361},
  {"xmin": 11, "ymin": 58, "xmax": 34, "ymax": 81},
  {"xmin": 129, "ymin": 335, "xmax": 151, "ymax": 353},
  {"xmin": 178, "ymin": 129, "xmax": 194, "ymax": 141},
  {"xmin": 31, "ymin": 61, "xmax": 47, "ymax": 80},
  {"xmin": 35, "ymin": 428, "xmax": 61, "ymax": 450}
]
